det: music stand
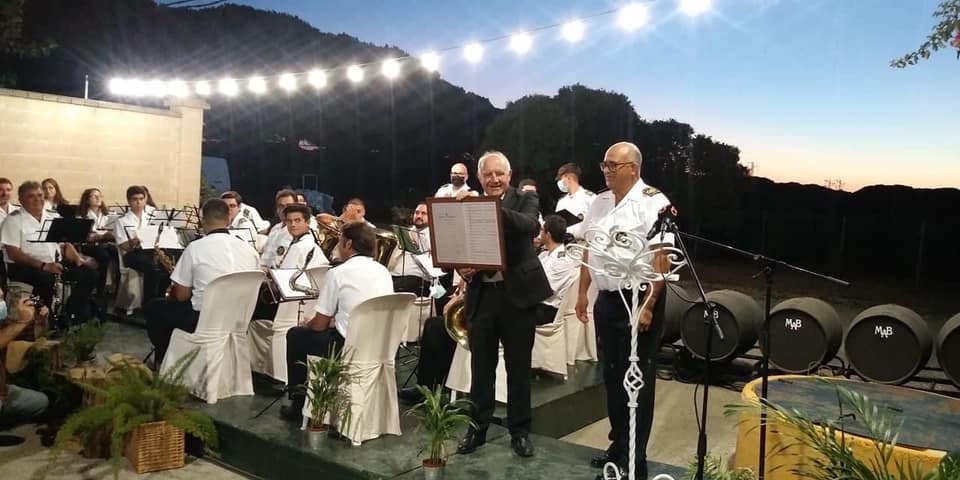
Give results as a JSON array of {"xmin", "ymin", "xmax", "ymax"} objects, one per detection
[
  {"xmin": 149, "ymin": 208, "xmax": 189, "ymax": 229},
  {"xmin": 555, "ymin": 209, "xmax": 584, "ymax": 227},
  {"xmin": 31, "ymin": 218, "xmax": 93, "ymax": 244},
  {"xmin": 229, "ymin": 227, "xmax": 257, "ymax": 248}
]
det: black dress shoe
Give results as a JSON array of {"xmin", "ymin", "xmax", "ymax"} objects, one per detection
[
  {"xmin": 510, "ymin": 434, "xmax": 534, "ymax": 457},
  {"xmin": 279, "ymin": 404, "xmax": 303, "ymax": 422},
  {"xmin": 456, "ymin": 427, "xmax": 487, "ymax": 454},
  {"xmin": 590, "ymin": 450, "xmax": 615, "ymax": 468}
]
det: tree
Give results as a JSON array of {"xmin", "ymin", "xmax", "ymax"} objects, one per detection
[
  {"xmin": 890, "ymin": 0, "xmax": 960, "ymax": 67},
  {"xmin": 0, "ymin": 0, "xmax": 55, "ymax": 85}
]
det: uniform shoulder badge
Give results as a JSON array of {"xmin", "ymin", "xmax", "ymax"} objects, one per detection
[
  {"xmin": 584, "ymin": 189, "xmax": 596, "ymax": 197},
  {"xmin": 558, "ymin": 250, "xmax": 566, "ymax": 258},
  {"xmin": 277, "ymin": 246, "xmax": 285, "ymax": 256},
  {"xmin": 9, "ymin": 209, "xmax": 21, "ymax": 216},
  {"xmin": 643, "ymin": 187, "xmax": 661, "ymax": 196}
]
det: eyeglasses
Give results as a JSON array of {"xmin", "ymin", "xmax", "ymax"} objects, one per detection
[{"xmin": 599, "ymin": 161, "xmax": 633, "ymax": 172}]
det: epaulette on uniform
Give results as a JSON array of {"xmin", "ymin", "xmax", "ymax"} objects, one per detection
[
  {"xmin": 643, "ymin": 187, "xmax": 661, "ymax": 196},
  {"xmin": 9, "ymin": 209, "xmax": 22, "ymax": 216}
]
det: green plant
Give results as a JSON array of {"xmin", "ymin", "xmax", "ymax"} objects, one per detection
[
  {"xmin": 62, "ymin": 321, "xmax": 107, "ymax": 364},
  {"xmin": 726, "ymin": 382, "xmax": 960, "ymax": 480},
  {"xmin": 10, "ymin": 342, "xmax": 82, "ymax": 417},
  {"xmin": 682, "ymin": 455, "xmax": 755, "ymax": 480},
  {"xmin": 298, "ymin": 346, "xmax": 355, "ymax": 434},
  {"xmin": 51, "ymin": 348, "xmax": 217, "ymax": 479},
  {"xmin": 406, "ymin": 385, "xmax": 475, "ymax": 465}
]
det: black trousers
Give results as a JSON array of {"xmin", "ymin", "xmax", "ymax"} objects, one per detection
[
  {"xmin": 81, "ymin": 243, "xmax": 115, "ymax": 296},
  {"xmin": 417, "ymin": 316, "xmax": 456, "ymax": 390},
  {"xmin": 534, "ymin": 303, "xmax": 559, "ymax": 326},
  {"xmin": 594, "ymin": 288, "xmax": 666, "ymax": 469},
  {"xmin": 392, "ymin": 275, "xmax": 429, "ymax": 297},
  {"xmin": 7, "ymin": 262, "xmax": 97, "ymax": 327},
  {"xmin": 144, "ymin": 298, "xmax": 200, "ymax": 365},
  {"xmin": 123, "ymin": 249, "xmax": 171, "ymax": 301},
  {"xmin": 286, "ymin": 326, "xmax": 345, "ymax": 397},
  {"xmin": 468, "ymin": 282, "xmax": 536, "ymax": 436}
]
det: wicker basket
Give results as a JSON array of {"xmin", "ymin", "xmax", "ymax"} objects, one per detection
[{"xmin": 124, "ymin": 421, "xmax": 185, "ymax": 474}]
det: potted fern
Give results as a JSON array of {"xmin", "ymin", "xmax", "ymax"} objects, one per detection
[
  {"xmin": 63, "ymin": 320, "xmax": 107, "ymax": 366},
  {"xmin": 682, "ymin": 455, "xmax": 754, "ymax": 480},
  {"xmin": 407, "ymin": 385, "xmax": 475, "ymax": 480},
  {"xmin": 299, "ymin": 347, "xmax": 354, "ymax": 448},
  {"xmin": 51, "ymin": 348, "xmax": 218, "ymax": 478}
]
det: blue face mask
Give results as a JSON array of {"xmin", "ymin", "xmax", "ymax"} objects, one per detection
[
  {"xmin": 0, "ymin": 300, "xmax": 7, "ymax": 321},
  {"xmin": 557, "ymin": 180, "xmax": 569, "ymax": 194}
]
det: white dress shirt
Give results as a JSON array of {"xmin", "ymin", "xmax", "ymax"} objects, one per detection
[
  {"xmin": 260, "ymin": 223, "xmax": 293, "ymax": 268},
  {"xmin": 0, "ymin": 203, "xmax": 20, "ymax": 228},
  {"xmin": 556, "ymin": 187, "xmax": 596, "ymax": 239},
  {"xmin": 240, "ymin": 203, "xmax": 269, "ymax": 232},
  {"xmin": 581, "ymin": 180, "xmax": 671, "ymax": 292},
  {"xmin": 434, "ymin": 183, "xmax": 474, "ymax": 198},
  {"xmin": 113, "ymin": 210, "xmax": 152, "ymax": 244},
  {"xmin": 170, "ymin": 231, "xmax": 260, "ymax": 311},
  {"xmin": 314, "ymin": 255, "xmax": 393, "ymax": 339},
  {"xmin": 0, "ymin": 209, "xmax": 60, "ymax": 264},
  {"xmin": 538, "ymin": 244, "xmax": 578, "ymax": 308},
  {"xmin": 276, "ymin": 232, "xmax": 329, "ymax": 270},
  {"xmin": 85, "ymin": 209, "xmax": 109, "ymax": 233}
]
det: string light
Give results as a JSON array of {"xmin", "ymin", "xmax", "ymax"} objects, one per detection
[
  {"xmin": 509, "ymin": 33, "xmax": 533, "ymax": 55},
  {"xmin": 107, "ymin": 2, "xmax": 716, "ymax": 98},
  {"xmin": 562, "ymin": 20, "xmax": 585, "ymax": 43},
  {"xmin": 464, "ymin": 43, "xmax": 484, "ymax": 63},
  {"xmin": 347, "ymin": 65, "xmax": 365, "ymax": 83}
]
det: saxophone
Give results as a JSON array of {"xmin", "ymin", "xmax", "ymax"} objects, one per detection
[
  {"xmin": 288, "ymin": 248, "xmax": 319, "ymax": 297},
  {"xmin": 154, "ymin": 223, "xmax": 176, "ymax": 274}
]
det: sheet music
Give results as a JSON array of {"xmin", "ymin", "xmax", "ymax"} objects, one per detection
[
  {"xmin": 136, "ymin": 225, "xmax": 183, "ymax": 250},
  {"xmin": 429, "ymin": 199, "xmax": 504, "ymax": 268},
  {"xmin": 269, "ymin": 268, "xmax": 317, "ymax": 300}
]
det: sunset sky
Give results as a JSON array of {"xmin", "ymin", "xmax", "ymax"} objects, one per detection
[{"xmin": 233, "ymin": 0, "xmax": 958, "ymax": 191}]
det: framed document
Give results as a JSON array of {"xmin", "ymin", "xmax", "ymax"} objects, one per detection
[{"xmin": 426, "ymin": 197, "xmax": 506, "ymax": 270}]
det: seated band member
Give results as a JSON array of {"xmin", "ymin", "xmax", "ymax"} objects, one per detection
[
  {"xmin": 280, "ymin": 222, "xmax": 393, "ymax": 421},
  {"xmin": 114, "ymin": 185, "xmax": 169, "ymax": 301},
  {"xmin": 260, "ymin": 189, "xmax": 318, "ymax": 267},
  {"xmin": 78, "ymin": 188, "xmax": 116, "ymax": 299},
  {"xmin": 144, "ymin": 199, "xmax": 259, "ymax": 365},
  {"xmin": 221, "ymin": 191, "xmax": 257, "ymax": 235},
  {"xmin": 0, "ymin": 177, "xmax": 19, "ymax": 226},
  {"xmin": 534, "ymin": 215, "xmax": 578, "ymax": 326},
  {"xmin": 390, "ymin": 202, "xmax": 432, "ymax": 296},
  {"xmin": 41, "ymin": 178, "xmax": 69, "ymax": 215},
  {"xmin": 1, "ymin": 181, "xmax": 97, "ymax": 327},
  {"xmin": 317, "ymin": 198, "xmax": 375, "ymax": 229},
  {"xmin": 252, "ymin": 204, "xmax": 329, "ymax": 320},
  {"xmin": 0, "ymin": 287, "xmax": 50, "ymax": 427}
]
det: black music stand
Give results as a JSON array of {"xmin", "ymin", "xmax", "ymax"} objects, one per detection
[{"xmin": 31, "ymin": 218, "xmax": 93, "ymax": 244}]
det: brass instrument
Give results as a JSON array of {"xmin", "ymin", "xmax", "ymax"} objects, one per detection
[
  {"xmin": 315, "ymin": 215, "xmax": 399, "ymax": 268},
  {"xmin": 444, "ymin": 286, "xmax": 469, "ymax": 350},
  {"xmin": 154, "ymin": 224, "xmax": 176, "ymax": 274},
  {"xmin": 314, "ymin": 217, "xmax": 342, "ymax": 260},
  {"xmin": 289, "ymin": 248, "xmax": 319, "ymax": 297},
  {"xmin": 373, "ymin": 228, "xmax": 399, "ymax": 269}
]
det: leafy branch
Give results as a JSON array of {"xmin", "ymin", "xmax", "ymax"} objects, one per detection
[{"xmin": 891, "ymin": 0, "xmax": 960, "ymax": 68}]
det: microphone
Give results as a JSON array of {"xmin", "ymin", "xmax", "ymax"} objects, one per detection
[{"xmin": 647, "ymin": 204, "xmax": 678, "ymax": 240}]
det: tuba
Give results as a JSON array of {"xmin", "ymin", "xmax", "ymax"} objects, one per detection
[
  {"xmin": 373, "ymin": 228, "xmax": 399, "ymax": 268},
  {"xmin": 443, "ymin": 286, "xmax": 469, "ymax": 350}
]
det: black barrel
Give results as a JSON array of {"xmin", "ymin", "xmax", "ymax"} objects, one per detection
[
  {"xmin": 662, "ymin": 285, "xmax": 696, "ymax": 344},
  {"xmin": 936, "ymin": 313, "xmax": 960, "ymax": 386},
  {"xmin": 763, "ymin": 297, "xmax": 842, "ymax": 373},
  {"xmin": 680, "ymin": 290, "xmax": 762, "ymax": 362},
  {"xmin": 844, "ymin": 304, "xmax": 932, "ymax": 385}
]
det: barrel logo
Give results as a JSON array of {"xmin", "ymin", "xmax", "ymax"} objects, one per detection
[
  {"xmin": 874, "ymin": 325, "xmax": 894, "ymax": 338},
  {"xmin": 785, "ymin": 317, "xmax": 803, "ymax": 331}
]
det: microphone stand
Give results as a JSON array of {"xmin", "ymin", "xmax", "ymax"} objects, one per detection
[
  {"xmin": 676, "ymin": 231, "xmax": 848, "ymax": 480},
  {"xmin": 662, "ymin": 220, "xmax": 723, "ymax": 480}
]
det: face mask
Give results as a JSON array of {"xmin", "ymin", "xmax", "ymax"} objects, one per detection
[
  {"xmin": 429, "ymin": 283, "xmax": 447, "ymax": 300},
  {"xmin": 0, "ymin": 300, "xmax": 7, "ymax": 321},
  {"xmin": 557, "ymin": 180, "xmax": 569, "ymax": 194},
  {"xmin": 450, "ymin": 176, "xmax": 466, "ymax": 187}
]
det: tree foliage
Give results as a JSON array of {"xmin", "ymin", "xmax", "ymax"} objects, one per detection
[
  {"xmin": 891, "ymin": 0, "xmax": 960, "ymax": 67},
  {"xmin": 0, "ymin": 0, "xmax": 55, "ymax": 85}
]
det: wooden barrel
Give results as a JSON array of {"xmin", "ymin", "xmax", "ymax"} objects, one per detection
[
  {"xmin": 936, "ymin": 313, "xmax": 960, "ymax": 386},
  {"xmin": 680, "ymin": 290, "xmax": 761, "ymax": 362},
  {"xmin": 662, "ymin": 285, "xmax": 696, "ymax": 344},
  {"xmin": 844, "ymin": 304, "xmax": 932, "ymax": 384},
  {"xmin": 764, "ymin": 297, "xmax": 842, "ymax": 373}
]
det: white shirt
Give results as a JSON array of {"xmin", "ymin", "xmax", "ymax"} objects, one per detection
[
  {"xmin": 0, "ymin": 203, "xmax": 19, "ymax": 228},
  {"xmin": 276, "ymin": 232, "xmax": 329, "ymax": 270},
  {"xmin": 85, "ymin": 209, "xmax": 109, "ymax": 233},
  {"xmin": 113, "ymin": 210, "xmax": 152, "ymax": 244},
  {"xmin": 260, "ymin": 223, "xmax": 293, "ymax": 268},
  {"xmin": 0, "ymin": 209, "xmax": 60, "ymax": 264},
  {"xmin": 390, "ymin": 226, "xmax": 432, "ymax": 278},
  {"xmin": 581, "ymin": 180, "xmax": 671, "ymax": 292},
  {"xmin": 314, "ymin": 255, "xmax": 393, "ymax": 339},
  {"xmin": 240, "ymin": 203, "xmax": 269, "ymax": 232},
  {"xmin": 556, "ymin": 187, "xmax": 596, "ymax": 239},
  {"xmin": 538, "ymin": 244, "xmax": 578, "ymax": 309},
  {"xmin": 434, "ymin": 183, "xmax": 473, "ymax": 198},
  {"xmin": 171, "ymin": 231, "xmax": 260, "ymax": 311}
]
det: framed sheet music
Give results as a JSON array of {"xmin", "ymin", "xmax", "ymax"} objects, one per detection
[{"xmin": 426, "ymin": 196, "xmax": 506, "ymax": 270}]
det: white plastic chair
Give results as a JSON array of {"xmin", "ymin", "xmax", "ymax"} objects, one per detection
[
  {"xmin": 160, "ymin": 270, "xmax": 265, "ymax": 404},
  {"xmin": 532, "ymin": 275, "xmax": 580, "ymax": 379},
  {"xmin": 565, "ymin": 282, "xmax": 599, "ymax": 365},
  {"xmin": 249, "ymin": 266, "xmax": 330, "ymax": 384},
  {"xmin": 302, "ymin": 292, "xmax": 416, "ymax": 445},
  {"xmin": 445, "ymin": 344, "xmax": 508, "ymax": 404},
  {"xmin": 113, "ymin": 248, "xmax": 144, "ymax": 315}
]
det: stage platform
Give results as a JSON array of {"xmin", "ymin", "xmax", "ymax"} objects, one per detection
[{"xmin": 195, "ymin": 384, "xmax": 685, "ymax": 480}]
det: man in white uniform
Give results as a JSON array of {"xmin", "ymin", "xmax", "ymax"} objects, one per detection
[
  {"xmin": 114, "ymin": 185, "xmax": 169, "ymax": 302},
  {"xmin": 390, "ymin": 202, "xmax": 432, "ymax": 296},
  {"xmin": 575, "ymin": 142, "xmax": 671, "ymax": 480},
  {"xmin": 0, "ymin": 178, "xmax": 19, "ymax": 227},
  {"xmin": 1, "ymin": 181, "xmax": 97, "ymax": 327},
  {"xmin": 144, "ymin": 198, "xmax": 259, "ymax": 364},
  {"xmin": 434, "ymin": 162, "xmax": 477, "ymax": 198},
  {"xmin": 280, "ymin": 222, "xmax": 393, "ymax": 421},
  {"xmin": 260, "ymin": 189, "xmax": 299, "ymax": 269},
  {"xmin": 554, "ymin": 163, "xmax": 596, "ymax": 240},
  {"xmin": 534, "ymin": 215, "xmax": 578, "ymax": 325}
]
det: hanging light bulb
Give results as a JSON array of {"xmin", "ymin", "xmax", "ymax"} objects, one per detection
[
  {"xmin": 195, "ymin": 80, "xmax": 212, "ymax": 96},
  {"xmin": 420, "ymin": 52, "xmax": 440, "ymax": 72},
  {"xmin": 562, "ymin": 20, "xmax": 585, "ymax": 43},
  {"xmin": 509, "ymin": 32, "xmax": 533, "ymax": 55},
  {"xmin": 278, "ymin": 73, "xmax": 297, "ymax": 92},
  {"xmin": 618, "ymin": 3, "xmax": 649, "ymax": 31},
  {"xmin": 307, "ymin": 69, "xmax": 327, "ymax": 89},
  {"xmin": 382, "ymin": 58, "xmax": 401, "ymax": 79},
  {"xmin": 248, "ymin": 76, "xmax": 267, "ymax": 94},
  {"xmin": 464, "ymin": 43, "xmax": 484, "ymax": 63},
  {"xmin": 167, "ymin": 80, "xmax": 189, "ymax": 97},
  {"xmin": 679, "ymin": 0, "xmax": 712, "ymax": 16},
  {"xmin": 347, "ymin": 65, "xmax": 365, "ymax": 83},
  {"xmin": 219, "ymin": 78, "xmax": 239, "ymax": 97}
]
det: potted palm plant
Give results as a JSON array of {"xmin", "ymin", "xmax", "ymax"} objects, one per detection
[
  {"xmin": 407, "ymin": 385, "xmax": 475, "ymax": 480},
  {"xmin": 50, "ymin": 348, "xmax": 218, "ymax": 478},
  {"xmin": 299, "ymin": 347, "xmax": 354, "ymax": 448}
]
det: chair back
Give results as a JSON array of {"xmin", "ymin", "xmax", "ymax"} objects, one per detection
[
  {"xmin": 552, "ymin": 268, "xmax": 581, "ymax": 325},
  {"xmin": 344, "ymin": 293, "xmax": 416, "ymax": 363},
  {"xmin": 197, "ymin": 270, "xmax": 265, "ymax": 334}
]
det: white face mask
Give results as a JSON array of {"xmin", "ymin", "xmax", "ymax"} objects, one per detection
[
  {"xmin": 429, "ymin": 283, "xmax": 447, "ymax": 299},
  {"xmin": 0, "ymin": 300, "xmax": 7, "ymax": 321},
  {"xmin": 557, "ymin": 179, "xmax": 569, "ymax": 194}
]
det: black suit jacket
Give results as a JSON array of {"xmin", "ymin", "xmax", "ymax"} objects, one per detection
[{"xmin": 465, "ymin": 187, "xmax": 552, "ymax": 321}]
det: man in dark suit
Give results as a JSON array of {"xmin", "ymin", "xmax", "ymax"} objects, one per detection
[{"xmin": 454, "ymin": 151, "xmax": 552, "ymax": 458}]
